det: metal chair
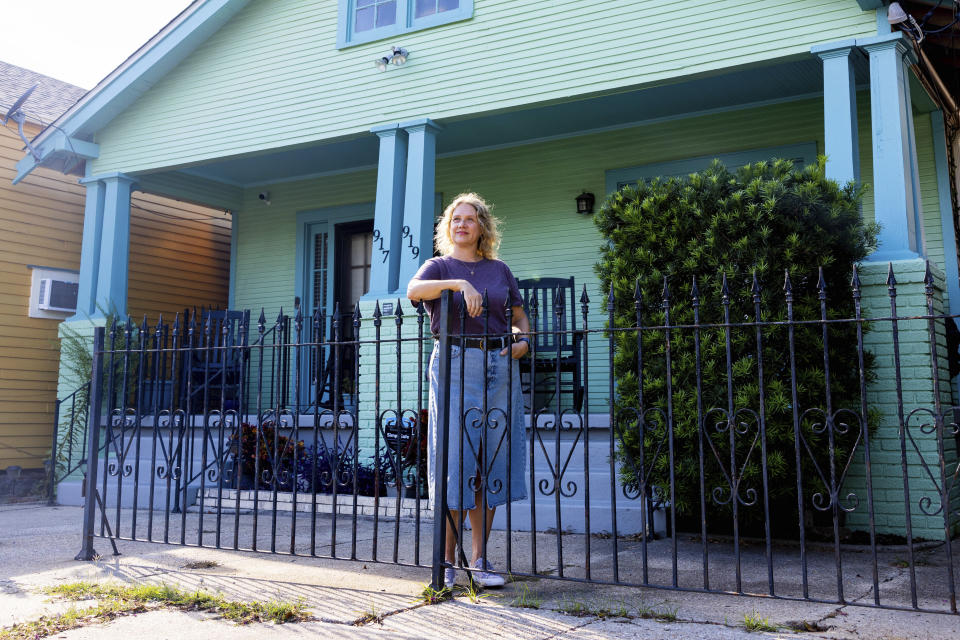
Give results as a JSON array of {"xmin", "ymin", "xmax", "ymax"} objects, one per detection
[{"xmin": 516, "ymin": 276, "xmax": 584, "ymax": 412}]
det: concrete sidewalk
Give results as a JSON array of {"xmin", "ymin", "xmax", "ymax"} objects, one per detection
[{"xmin": 1, "ymin": 504, "xmax": 957, "ymax": 639}]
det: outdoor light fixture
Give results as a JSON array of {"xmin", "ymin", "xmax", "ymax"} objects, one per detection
[
  {"xmin": 887, "ymin": 2, "xmax": 908, "ymax": 24},
  {"xmin": 576, "ymin": 191, "xmax": 595, "ymax": 214},
  {"xmin": 374, "ymin": 46, "xmax": 410, "ymax": 71},
  {"xmin": 887, "ymin": 2, "xmax": 924, "ymax": 43}
]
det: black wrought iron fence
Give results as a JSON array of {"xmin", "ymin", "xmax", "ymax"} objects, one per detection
[{"xmin": 71, "ymin": 262, "xmax": 959, "ymax": 614}]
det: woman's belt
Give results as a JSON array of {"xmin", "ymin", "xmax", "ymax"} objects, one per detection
[{"xmin": 442, "ymin": 336, "xmax": 511, "ymax": 350}]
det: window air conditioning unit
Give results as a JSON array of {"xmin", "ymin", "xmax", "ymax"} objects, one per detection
[{"xmin": 37, "ymin": 278, "xmax": 79, "ymax": 312}]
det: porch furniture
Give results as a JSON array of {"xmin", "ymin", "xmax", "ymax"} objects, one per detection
[
  {"xmin": 182, "ymin": 308, "xmax": 250, "ymax": 411},
  {"xmin": 516, "ymin": 277, "xmax": 584, "ymax": 413}
]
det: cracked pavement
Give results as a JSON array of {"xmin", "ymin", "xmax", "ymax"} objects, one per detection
[{"xmin": 1, "ymin": 504, "xmax": 957, "ymax": 639}]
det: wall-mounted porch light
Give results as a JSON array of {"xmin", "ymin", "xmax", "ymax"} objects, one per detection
[
  {"xmin": 576, "ymin": 191, "xmax": 595, "ymax": 215},
  {"xmin": 375, "ymin": 46, "xmax": 410, "ymax": 71}
]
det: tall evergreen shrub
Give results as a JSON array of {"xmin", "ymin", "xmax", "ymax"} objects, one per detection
[{"xmin": 594, "ymin": 158, "xmax": 878, "ymax": 532}]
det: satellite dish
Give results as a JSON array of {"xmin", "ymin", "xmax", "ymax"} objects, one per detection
[
  {"xmin": 1, "ymin": 84, "xmax": 37, "ymax": 125},
  {"xmin": 1, "ymin": 84, "xmax": 41, "ymax": 160}
]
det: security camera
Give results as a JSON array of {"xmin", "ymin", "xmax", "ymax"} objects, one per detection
[{"xmin": 258, "ymin": 191, "xmax": 271, "ymax": 205}]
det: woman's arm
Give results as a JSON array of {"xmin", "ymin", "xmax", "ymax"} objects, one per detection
[
  {"xmin": 407, "ymin": 278, "xmax": 483, "ymax": 317},
  {"xmin": 501, "ymin": 305, "xmax": 531, "ymax": 359}
]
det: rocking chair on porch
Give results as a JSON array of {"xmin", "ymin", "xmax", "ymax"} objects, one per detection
[
  {"xmin": 181, "ymin": 308, "xmax": 250, "ymax": 411},
  {"xmin": 516, "ymin": 276, "xmax": 585, "ymax": 413}
]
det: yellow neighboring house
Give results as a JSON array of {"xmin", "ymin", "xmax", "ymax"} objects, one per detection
[{"xmin": 0, "ymin": 61, "xmax": 231, "ymax": 496}]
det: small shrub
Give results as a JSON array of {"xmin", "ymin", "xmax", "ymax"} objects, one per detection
[
  {"xmin": 228, "ymin": 422, "xmax": 304, "ymax": 489},
  {"xmin": 295, "ymin": 442, "xmax": 389, "ymax": 497}
]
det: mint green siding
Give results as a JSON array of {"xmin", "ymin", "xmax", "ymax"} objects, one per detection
[
  {"xmin": 232, "ymin": 170, "xmax": 377, "ymax": 315},
  {"xmin": 90, "ymin": 0, "xmax": 875, "ymax": 175},
  {"xmin": 230, "ymin": 97, "xmax": 955, "ymax": 379}
]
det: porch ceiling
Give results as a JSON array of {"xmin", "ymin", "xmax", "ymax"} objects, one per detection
[{"xmin": 167, "ymin": 56, "xmax": 863, "ymax": 189}]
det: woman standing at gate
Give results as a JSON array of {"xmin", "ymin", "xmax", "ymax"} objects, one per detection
[{"xmin": 407, "ymin": 192, "xmax": 530, "ymax": 589}]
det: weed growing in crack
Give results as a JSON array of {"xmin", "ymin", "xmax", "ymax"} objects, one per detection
[
  {"xmin": 353, "ymin": 603, "xmax": 384, "ymax": 626},
  {"xmin": 458, "ymin": 580, "xmax": 487, "ymax": 604},
  {"xmin": 509, "ymin": 583, "xmax": 542, "ymax": 609},
  {"xmin": 0, "ymin": 581, "xmax": 311, "ymax": 639},
  {"xmin": 415, "ymin": 583, "xmax": 452, "ymax": 605},
  {"xmin": 743, "ymin": 610, "xmax": 778, "ymax": 633},
  {"xmin": 635, "ymin": 600, "xmax": 678, "ymax": 622},
  {"xmin": 558, "ymin": 600, "xmax": 591, "ymax": 617}
]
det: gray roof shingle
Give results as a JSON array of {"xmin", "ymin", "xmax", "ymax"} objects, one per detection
[{"xmin": 0, "ymin": 60, "xmax": 87, "ymax": 126}]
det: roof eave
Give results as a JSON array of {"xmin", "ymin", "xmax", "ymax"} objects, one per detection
[{"xmin": 17, "ymin": 0, "xmax": 251, "ymax": 182}]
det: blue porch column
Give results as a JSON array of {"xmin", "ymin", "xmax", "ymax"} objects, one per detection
[
  {"xmin": 812, "ymin": 40, "xmax": 860, "ymax": 185},
  {"xmin": 858, "ymin": 32, "xmax": 924, "ymax": 261},
  {"xmin": 931, "ymin": 110, "xmax": 960, "ymax": 314},
  {"xmin": 73, "ymin": 179, "xmax": 106, "ymax": 318},
  {"xmin": 73, "ymin": 172, "xmax": 137, "ymax": 319},
  {"xmin": 398, "ymin": 118, "xmax": 442, "ymax": 288},
  {"xmin": 369, "ymin": 123, "xmax": 408, "ymax": 296}
]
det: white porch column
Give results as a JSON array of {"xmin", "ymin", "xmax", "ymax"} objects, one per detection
[
  {"xmin": 369, "ymin": 123, "xmax": 408, "ymax": 296},
  {"xmin": 812, "ymin": 39, "xmax": 860, "ymax": 185},
  {"xmin": 858, "ymin": 32, "xmax": 924, "ymax": 261},
  {"xmin": 398, "ymin": 118, "xmax": 441, "ymax": 289}
]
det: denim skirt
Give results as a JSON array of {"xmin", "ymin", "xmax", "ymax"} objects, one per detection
[{"xmin": 427, "ymin": 344, "xmax": 528, "ymax": 511}]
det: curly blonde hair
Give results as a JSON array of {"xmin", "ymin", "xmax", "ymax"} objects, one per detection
[{"xmin": 434, "ymin": 193, "xmax": 501, "ymax": 259}]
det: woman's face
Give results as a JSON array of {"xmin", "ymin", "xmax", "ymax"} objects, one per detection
[{"xmin": 449, "ymin": 203, "xmax": 481, "ymax": 251}]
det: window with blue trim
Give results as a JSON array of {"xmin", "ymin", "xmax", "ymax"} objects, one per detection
[{"xmin": 338, "ymin": 0, "xmax": 473, "ymax": 48}]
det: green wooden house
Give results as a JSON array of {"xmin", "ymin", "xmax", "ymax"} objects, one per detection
[{"xmin": 14, "ymin": 0, "xmax": 960, "ymax": 538}]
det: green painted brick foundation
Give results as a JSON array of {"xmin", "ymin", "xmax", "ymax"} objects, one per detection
[{"xmin": 843, "ymin": 259, "xmax": 960, "ymax": 540}]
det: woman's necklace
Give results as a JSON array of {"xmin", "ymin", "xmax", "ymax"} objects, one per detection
[{"xmin": 451, "ymin": 256, "xmax": 482, "ymax": 276}]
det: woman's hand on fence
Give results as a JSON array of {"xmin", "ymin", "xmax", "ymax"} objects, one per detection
[{"xmin": 460, "ymin": 281, "xmax": 483, "ymax": 317}]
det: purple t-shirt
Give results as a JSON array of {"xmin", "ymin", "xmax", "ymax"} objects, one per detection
[{"xmin": 413, "ymin": 256, "xmax": 523, "ymax": 337}]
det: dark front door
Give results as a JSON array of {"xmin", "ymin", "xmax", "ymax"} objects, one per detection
[{"xmin": 332, "ymin": 220, "xmax": 373, "ymax": 404}]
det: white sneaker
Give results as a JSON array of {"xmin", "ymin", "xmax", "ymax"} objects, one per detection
[
  {"xmin": 472, "ymin": 557, "xmax": 505, "ymax": 588},
  {"xmin": 444, "ymin": 567, "xmax": 457, "ymax": 589}
]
